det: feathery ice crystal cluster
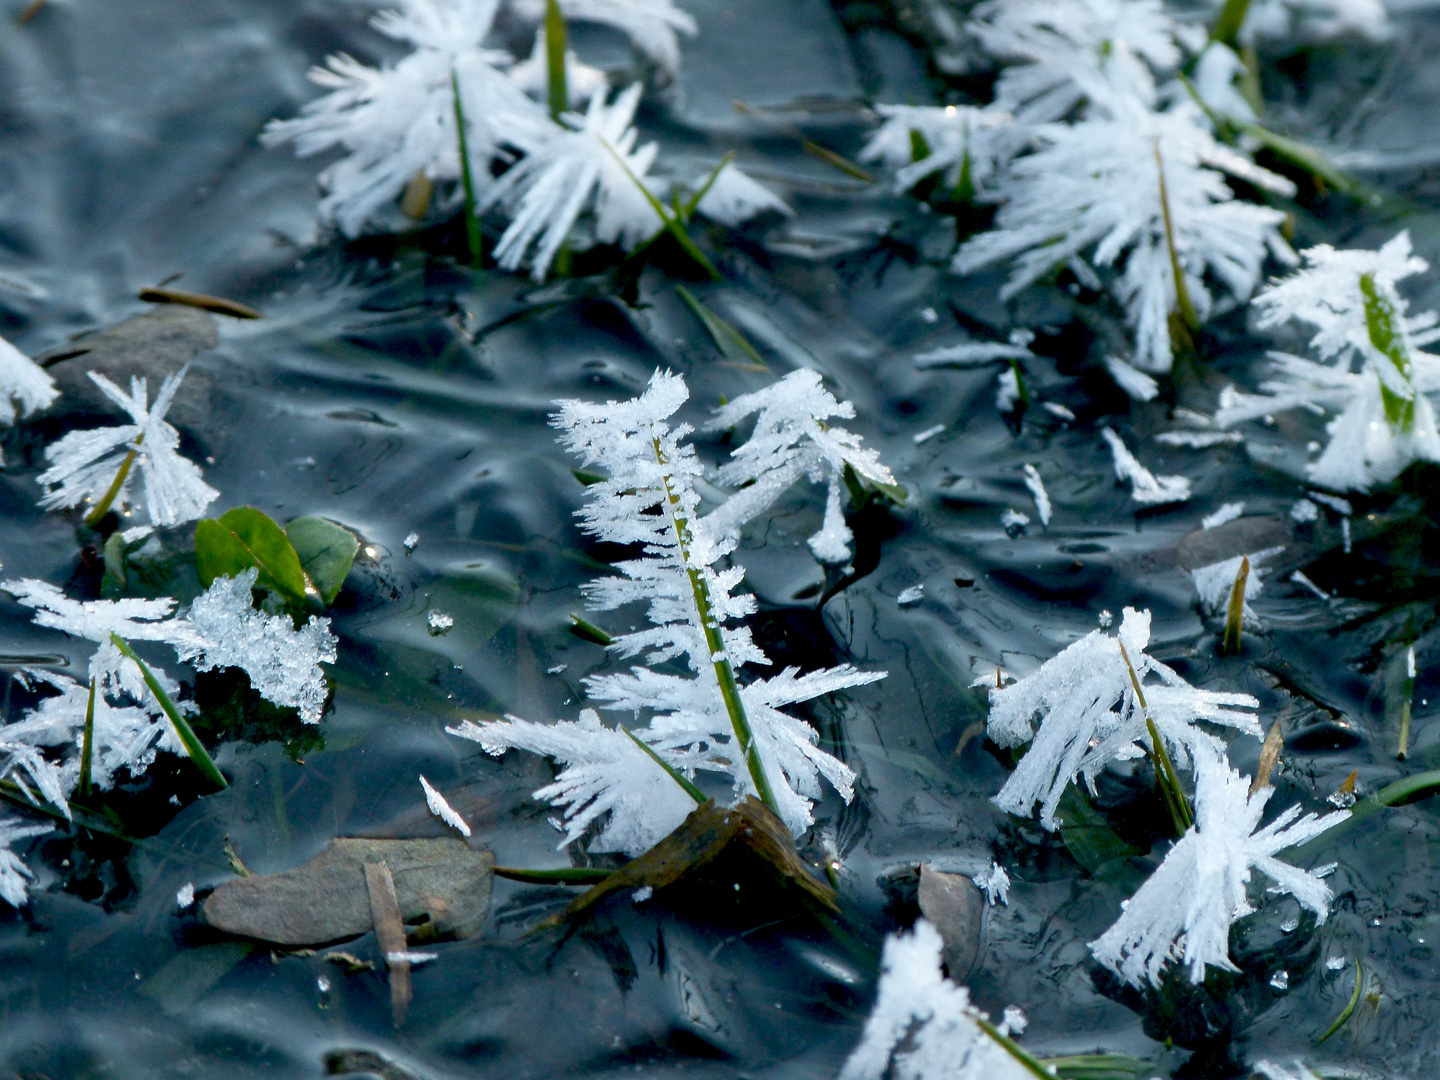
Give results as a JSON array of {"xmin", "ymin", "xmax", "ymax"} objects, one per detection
[{"xmin": 450, "ymin": 369, "xmax": 890, "ymax": 856}]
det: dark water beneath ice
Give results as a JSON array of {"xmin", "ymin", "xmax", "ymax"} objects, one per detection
[{"xmin": 3, "ymin": 1, "xmax": 1440, "ymax": 1077}]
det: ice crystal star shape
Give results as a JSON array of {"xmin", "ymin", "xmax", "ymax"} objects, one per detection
[
  {"xmin": 955, "ymin": 92, "xmax": 1296, "ymax": 372},
  {"xmin": 988, "ymin": 607, "xmax": 1261, "ymax": 830},
  {"xmin": 0, "ymin": 334, "xmax": 58, "ymax": 431},
  {"xmin": 480, "ymin": 83, "xmax": 664, "ymax": 281},
  {"xmin": 859, "ymin": 104, "xmax": 1016, "ymax": 197},
  {"xmin": 968, "ymin": 0, "xmax": 1181, "ymax": 123},
  {"xmin": 262, "ymin": 0, "xmax": 552, "ymax": 237},
  {"xmin": 508, "ymin": 0, "xmax": 698, "ymax": 78},
  {"xmin": 450, "ymin": 370, "xmax": 885, "ymax": 855},
  {"xmin": 35, "ymin": 365, "xmax": 219, "ymax": 527},
  {"xmin": 706, "ymin": 367, "xmax": 899, "ymax": 564},
  {"xmin": 1215, "ymin": 232, "xmax": 1440, "ymax": 492},
  {"xmin": 839, "ymin": 920, "xmax": 1037, "ymax": 1080},
  {"xmin": 0, "ymin": 816, "xmax": 51, "ymax": 908},
  {"xmin": 1089, "ymin": 745, "xmax": 1350, "ymax": 986}
]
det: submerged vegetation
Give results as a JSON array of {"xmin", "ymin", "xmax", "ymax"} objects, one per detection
[{"xmin": 3, "ymin": 0, "xmax": 1440, "ymax": 1077}]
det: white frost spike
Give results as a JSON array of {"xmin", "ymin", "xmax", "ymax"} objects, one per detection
[
  {"xmin": 0, "ymin": 741, "xmax": 70, "ymax": 820},
  {"xmin": 1022, "ymin": 465, "xmax": 1051, "ymax": 526},
  {"xmin": 0, "ymin": 816, "xmax": 51, "ymax": 908},
  {"xmin": 481, "ymin": 84, "xmax": 664, "ymax": 280},
  {"xmin": 913, "ymin": 342, "xmax": 1034, "ymax": 369},
  {"xmin": 2, "ymin": 579, "xmax": 179, "ymax": 644},
  {"xmin": 176, "ymin": 882, "xmax": 196, "ymax": 910},
  {"xmin": 954, "ymin": 90, "xmax": 1295, "ymax": 372},
  {"xmin": 1089, "ymin": 744, "xmax": 1350, "ymax": 986},
  {"xmin": 262, "ymin": 0, "xmax": 554, "ymax": 237},
  {"xmin": 1105, "ymin": 355, "xmax": 1159, "ymax": 402},
  {"xmin": 36, "ymin": 366, "xmax": 218, "ymax": 527},
  {"xmin": 1190, "ymin": 42, "xmax": 1256, "ymax": 124},
  {"xmin": 509, "ymin": 0, "xmax": 698, "ymax": 78},
  {"xmin": 1190, "ymin": 546, "xmax": 1284, "ymax": 622},
  {"xmin": 839, "ymin": 920, "xmax": 1036, "ymax": 1080},
  {"xmin": 859, "ymin": 104, "xmax": 1015, "ymax": 196},
  {"xmin": 1101, "ymin": 428, "xmax": 1190, "ymax": 505},
  {"xmin": 694, "ymin": 161, "xmax": 792, "ymax": 227},
  {"xmin": 706, "ymin": 368, "xmax": 897, "ymax": 564},
  {"xmin": 988, "ymin": 607, "xmax": 1260, "ymax": 830},
  {"xmin": 973, "ymin": 862, "xmax": 1011, "ymax": 905},
  {"xmin": 1216, "ymin": 232, "xmax": 1440, "ymax": 492},
  {"xmin": 0, "ymin": 334, "xmax": 58, "ymax": 428},
  {"xmin": 1201, "ymin": 501, "xmax": 1244, "ymax": 529},
  {"xmin": 419, "ymin": 775, "xmax": 472, "ymax": 837},
  {"xmin": 450, "ymin": 710, "xmax": 697, "ymax": 855},
  {"xmin": 175, "ymin": 569, "xmax": 337, "ymax": 724}
]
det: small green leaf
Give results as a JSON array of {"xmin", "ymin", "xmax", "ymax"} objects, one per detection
[
  {"xmin": 110, "ymin": 634, "xmax": 228, "ymax": 791},
  {"xmin": 1057, "ymin": 786, "xmax": 1142, "ymax": 873},
  {"xmin": 572, "ymin": 468, "xmax": 607, "ymax": 487},
  {"xmin": 675, "ymin": 286, "xmax": 767, "ymax": 369},
  {"xmin": 195, "ymin": 507, "xmax": 309, "ymax": 606},
  {"xmin": 286, "ymin": 517, "xmax": 359, "ymax": 606}
]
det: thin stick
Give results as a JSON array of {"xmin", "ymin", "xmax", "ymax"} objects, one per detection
[
  {"xmin": 364, "ymin": 861, "xmax": 411, "ymax": 1027},
  {"xmin": 1223, "ymin": 556, "xmax": 1250, "ymax": 654},
  {"xmin": 1250, "ymin": 719, "xmax": 1283, "ymax": 794}
]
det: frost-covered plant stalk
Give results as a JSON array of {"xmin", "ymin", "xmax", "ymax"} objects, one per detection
[
  {"xmin": 36, "ymin": 366, "xmax": 218, "ymax": 528},
  {"xmin": 451, "ymin": 370, "xmax": 887, "ymax": 856},
  {"xmin": 839, "ymin": 920, "xmax": 1040, "ymax": 1080},
  {"xmin": 1216, "ymin": 232, "xmax": 1440, "ymax": 492},
  {"xmin": 262, "ymin": 0, "xmax": 553, "ymax": 237},
  {"xmin": 955, "ymin": 86, "xmax": 1296, "ymax": 372},
  {"xmin": 1090, "ymin": 744, "xmax": 1349, "ymax": 986},
  {"xmin": 860, "ymin": 104, "xmax": 1016, "ymax": 199},
  {"xmin": 987, "ymin": 607, "xmax": 1260, "ymax": 830}
]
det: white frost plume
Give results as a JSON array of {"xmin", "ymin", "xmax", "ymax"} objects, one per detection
[
  {"xmin": 968, "ymin": 0, "xmax": 1181, "ymax": 123},
  {"xmin": 859, "ymin": 104, "xmax": 1016, "ymax": 196},
  {"xmin": 3, "ymin": 579, "xmax": 179, "ymax": 645},
  {"xmin": 480, "ymin": 84, "xmax": 664, "ymax": 281},
  {"xmin": 35, "ymin": 366, "xmax": 218, "ymax": 527},
  {"xmin": 955, "ymin": 90, "xmax": 1295, "ymax": 373},
  {"xmin": 988, "ymin": 607, "xmax": 1260, "ymax": 830},
  {"xmin": 706, "ymin": 367, "xmax": 898, "ymax": 564},
  {"xmin": 1101, "ymin": 428, "xmax": 1191, "ymax": 505},
  {"xmin": 839, "ymin": 920, "xmax": 1037, "ymax": 1080},
  {"xmin": 262, "ymin": 0, "xmax": 553, "ymax": 237},
  {"xmin": 419, "ymin": 775, "xmax": 472, "ymax": 836},
  {"xmin": 913, "ymin": 341, "xmax": 1035, "ymax": 369},
  {"xmin": 1190, "ymin": 545, "xmax": 1284, "ymax": 622},
  {"xmin": 1105, "ymin": 355, "xmax": 1160, "ymax": 401},
  {"xmin": 451, "ymin": 710, "xmax": 698, "ymax": 855},
  {"xmin": 973, "ymin": 862, "xmax": 1011, "ymax": 905},
  {"xmin": 1253, "ymin": 1062, "xmax": 1324, "ymax": 1080},
  {"xmin": 0, "ymin": 741, "xmax": 71, "ymax": 820},
  {"xmin": 693, "ymin": 161, "xmax": 792, "ymax": 227},
  {"xmin": 1022, "ymin": 464, "xmax": 1051, "ymax": 526},
  {"xmin": 1216, "ymin": 232, "xmax": 1440, "ymax": 492},
  {"xmin": 452, "ymin": 371, "xmax": 884, "ymax": 852},
  {"xmin": 1188, "ymin": 42, "xmax": 1256, "ymax": 124},
  {"xmin": 174, "ymin": 569, "xmax": 337, "ymax": 725},
  {"xmin": 1220, "ymin": 0, "xmax": 1391, "ymax": 44},
  {"xmin": 1089, "ymin": 744, "xmax": 1350, "ymax": 986},
  {"xmin": 508, "ymin": 0, "xmax": 699, "ymax": 78},
  {"xmin": 0, "ymin": 816, "xmax": 51, "ymax": 908},
  {"xmin": 0, "ymin": 334, "xmax": 58, "ymax": 429}
]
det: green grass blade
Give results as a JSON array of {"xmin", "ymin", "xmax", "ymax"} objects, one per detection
[
  {"xmin": 78, "ymin": 676, "xmax": 97, "ymax": 799},
  {"xmin": 623, "ymin": 727, "xmax": 706, "ymax": 804},
  {"xmin": 569, "ymin": 614, "xmax": 613, "ymax": 645},
  {"xmin": 674, "ymin": 285, "xmax": 766, "ymax": 369},
  {"xmin": 544, "ymin": 0, "xmax": 567, "ymax": 120},
  {"xmin": 1317, "ymin": 958, "xmax": 1364, "ymax": 1043},
  {"xmin": 680, "ymin": 151, "xmax": 735, "ymax": 222},
  {"xmin": 600, "ymin": 140, "xmax": 720, "ymax": 280},
  {"xmin": 1211, "ymin": 0, "xmax": 1252, "ymax": 45},
  {"xmin": 109, "ymin": 634, "xmax": 228, "ymax": 791},
  {"xmin": 451, "ymin": 69, "xmax": 484, "ymax": 269}
]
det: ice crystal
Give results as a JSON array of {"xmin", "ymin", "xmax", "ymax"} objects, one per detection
[
  {"xmin": 988, "ymin": 607, "xmax": 1260, "ymax": 829},
  {"xmin": 1090, "ymin": 744, "xmax": 1349, "ymax": 986},
  {"xmin": 0, "ymin": 333, "xmax": 58, "ymax": 430},
  {"xmin": 1105, "ymin": 355, "xmax": 1160, "ymax": 401},
  {"xmin": 509, "ymin": 0, "xmax": 698, "ymax": 78},
  {"xmin": 0, "ymin": 816, "xmax": 51, "ymax": 908},
  {"xmin": 1201, "ymin": 501, "xmax": 1245, "ymax": 529},
  {"xmin": 1190, "ymin": 545, "xmax": 1284, "ymax": 623},
  {"xmin": 1215, "ymin": 232, "xmax": 1440, "ymax": 491},
  {"xmin": 973, "ymin": 862, "xmax": 1011, "ymax": 905},
  {"xmin": 955, "ymin": 91, "xmax": 1295, "ymax": 372},
  {"xmin": 859, "ymin": 104, "xmax": 1016, "ymax": 196},
  {"xmin": 1101, "ymin": 428, "xmax": 1191, "ymax": 505},
  {"xmin": 452, "ymin": 371, "xmax": 884, "ymax": 853},
  {"xmin": 263, "ymin": 0, "xmax": 553, "ymax": 237},
  {"xmin": 839, "ymin": 920, "xmax": 1036, "ymax": 1080},
  {"xmin": 1190, "ymin": 42, "xmax": 1257, "ymax": 124},
  {"xmin": 1224, "ymin": 0, "xmax": 1391, "ymax": 44},
  {"xmin": 706, "ymin": 368, "xmax": 898, "ymax": 564},
  {"xmin": 176, "ymin": 882, "xmax": 195, "ymax": 910},
  {"xmin": 1022, "ymin": 464, "xmax": 1051, "ymax": 526},
  {"xmin": 175, "ymin": 569, "xmax": 337, "ymax": 724},
  {"xmin": 693, "ymin": 161, "xmax": 792, "ymax": 227},
  {"xmin": 897, "ymin": 585, "xmax": 925, "ymax": 607},
  {"xmin": 36, "ymin": 366, "xmax": 218, "ymax": 527},
  {"xmin": 419, "ymin": 775, "xmax": 472, "ymax": 836},
  {"xmin": 480, "ymin": 83, "xmax": 663, "ymax": 280}
]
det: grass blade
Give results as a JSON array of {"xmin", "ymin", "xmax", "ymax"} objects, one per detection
[
  {"xmin": 1223, "ymin": 555, "xmax": 1250, "ymax": 654},
  {"xmin": 1317, "ymin": 958, "xmax": 1364, "ymax": 1043},
  {"xmin": 569, "ymin": 614, "xmax": 613, "ymax": 645},
  {"xmin": 623, "ymin": 727, "xmax": 706, "ymax": 804},
  {"xmin": 109, "ymin": 634, "xmax": 228, "ymax": 791},
  {"xmin": 544, "ymin": 0, "xmax": 567, "ymax": 120},
  {"xmin": 84, "ymin": 442, "xmax": 140, "ymax": 528},
  {"xmin": 1118, "ymin": 640, "xmax": 1193, "ymax": 834},
  {"xmin": 1211, "ymin": 0, "xmax": 1252, "ymax": 45},
  {"xmin": 674, "ymin": 285, "xmax": 766, "ymax": 369},
  {"xmin": 1155, "ymin": 141, "xmax": 1200, "ymax": 335},
  {"xmin": 451, "ymin": 69, "xmax": 484, "ymax": 270},
  {"xmin": 601, "ymin": 141, "xmax": 720, "ymax": 280},
  {"xmin": 78, "ymin": 676, "xmax": 97, "ymax": 800}
]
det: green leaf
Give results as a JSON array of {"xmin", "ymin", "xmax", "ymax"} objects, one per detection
[
  {"xmin": 1210, "ymin": 0, "xmax": 1252, "ymax": 45},
  {"xmin": 286, "ymin": 517, "xmax": 359, "ymax": 606},
  {"xmin": 109, "ymin": 634, "xmax": 228, "ymax": 790},
  {"xmin": 195, "ymin": 507, "xmax": 310, "ymax": 607},
  {"xmin": 674, "ymin": 286, "xmax": 767, "ymax": 369},
  {"xmin": 1057, "ymin": 786, "xmax": 1141, "ymax": 873}
]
